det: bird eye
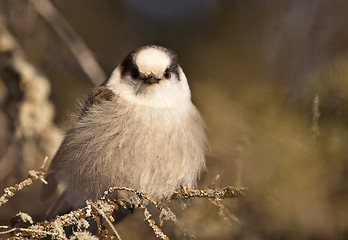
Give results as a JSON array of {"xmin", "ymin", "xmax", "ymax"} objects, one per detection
[
  {"xmin": 164, "ymin": 68, "xmax": 171, "ymax": 79},
  {"xmin": 131, "ymin": 67, "xmax": 139, "ymax": 79}
]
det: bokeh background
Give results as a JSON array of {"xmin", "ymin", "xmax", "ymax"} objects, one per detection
[{"xmin": 1, "ymin": 0, "xmax": 348, "ymax": 239}]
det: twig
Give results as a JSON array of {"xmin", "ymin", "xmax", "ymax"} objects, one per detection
[
  {"xmin": 0, "ymin": 164, "xmax": 246, "ymax": 239},
  {"xmin": 0, "ymin": 168, "xmax": 46, "ymax": 207},
  {"xmin": 40, "ymin": 156, "xmax": 48, "ymax": 170},
  {"xmin": 208, "ymin": 174, "xmax": 221, "ymax": 189},
  {"xmin": 102, "ymin": 186, "xmax": 162, "ymax": 210},
  {"xmin": 29, "ymin": 0, "xmax": 106, "ymax": 86},
  {"xmin": 1, "ymin": 185, "xmax": 246, "ymax": 239},
  {"xmin": 311, "ymin": 94, "xmax": 320, "ymax": 139},
  {"xmin": 206, "ymin": 175, "xmax": 241, "ymax": 225},
  {"xmin": 172, "ymin": 186, "xmax": 247, "ymax": 201},
  {"xmin": 142, "ymin": 207, "xmax": 169, "ymax": 240},
  {"xmin": 89, "ymin": 201, "xmax": 122, "ymax": 240},
  {"xmin": 0, "ymin": 225, "xmax": 65, "ymax": 240},
  {"xmin": 209, "ymin": 198, "xmax": 240, "ymax": 225}
]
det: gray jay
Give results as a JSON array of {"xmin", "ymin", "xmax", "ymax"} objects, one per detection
[{"xmin": 41, "ymin": 45, "xmax": 207, "ymax": 218}]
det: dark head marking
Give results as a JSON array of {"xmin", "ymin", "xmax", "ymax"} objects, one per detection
[
  {"xmin": 120, "ymin": 51, "xmax": 139, "ymax": 79},
  {"xmin": 120, "ymin": 45, "xmax": 180, "ymax": 82}
]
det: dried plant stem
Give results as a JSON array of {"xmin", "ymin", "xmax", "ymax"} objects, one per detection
[
  {"xmin": 209, "ymin": 198, "xmax": 240, "ymax": 225},
  {"xmin": 142, "ymin": 207, "xmax": 169, "ymax": 240},
  {"xmin": 102, "ymin": 186, "xmax": 163, "ymax": 210},
  {"xmin": 0, "ymin": 165, "xmax": 246, "ymax": 239},
  {"xmin": 0, "ymin": 169, "xmax": 46, "ymax": 207},
  {"xmin": 89, "ymin": 201, "xmax": 122, "ymax": 240},
  {"xmin": 29, "ymin": 0, "xmax": 106, "ymax": 85},
  {"xmin": 311, "ymin": 94, "xmax": 320, "ymax": 139},
  {"xmin": 172, "ymin": 186, "xmax": 247, "ymax": 200},
  {"xmin": 0, "ymin": 225, "xmax": 65, "ymax": 240}
]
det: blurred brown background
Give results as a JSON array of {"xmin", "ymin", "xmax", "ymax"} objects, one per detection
[{"xmin": 1, "ymin": 0, "xmax": 348, "ymax": 239}]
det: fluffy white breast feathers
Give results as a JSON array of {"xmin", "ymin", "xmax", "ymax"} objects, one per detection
[{"xmin": 106, "ymin": 45, "xmax": 192, "ymax": 108}]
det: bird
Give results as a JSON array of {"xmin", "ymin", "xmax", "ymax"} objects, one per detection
[{"xmin": 40, "ymin": 45, "xmax": 207, "ymax": 219}]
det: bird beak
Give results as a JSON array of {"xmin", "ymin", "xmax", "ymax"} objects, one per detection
[{"xmin": 143, "ymin": 74, "xmax": 160, "ymax": 84}]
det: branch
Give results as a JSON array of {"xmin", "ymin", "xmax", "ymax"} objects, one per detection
[
  {"xmin": 0, "ymin": 225, "xmax": 64, "ymax": 240},
  {"xmin": 0, "ymin": 157, "xmax": 48, "ymax": 207},
  {"xmin": 311, "ymin": 94, "xmax": 320, "ymax": 139},
  {"xmin": 171, "ymin": 186, "xmax": 247, "ymax": 201},
  {"xmin": 29, "ymin": 0, "xmax": 107, "ymax": 86},
  {"xmin": 0, "ymin": 164, "xmax": 247, "ymax": 239},
  {"xmin": 88, "ymin": 201, "xmax": 122, "ymax": 240},
  {"xmin": 142, "ymin": 207, "xmax": 169, "ymax": 240}
]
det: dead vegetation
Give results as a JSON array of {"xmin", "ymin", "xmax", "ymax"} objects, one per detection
[{"xmin": 0, "ymin": 161, "xmax": 246, "ymax": 239}]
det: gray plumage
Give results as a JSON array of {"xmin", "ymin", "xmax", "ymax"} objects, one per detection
[{"xmin": 41, "ymin": 45, "xmax": 207, "ymax": 218}]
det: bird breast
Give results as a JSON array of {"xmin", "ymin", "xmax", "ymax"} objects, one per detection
[{"xmin": 58, "ymin": 96, "xmax": 206, "ymax": 202}]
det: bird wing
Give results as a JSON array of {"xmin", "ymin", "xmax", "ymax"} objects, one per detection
[
  {"xmin": 40, "ymin": 86, "xmax": 116, "ymax": 218},
  {"xmin": 80, "ymin": 86, "xmax": 116, "ymax": 117}
]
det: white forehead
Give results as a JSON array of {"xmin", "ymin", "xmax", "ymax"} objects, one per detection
[{"xmin": 134, "ymin": 48, "xmax": 171, "ymax": 76}]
